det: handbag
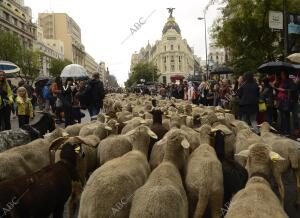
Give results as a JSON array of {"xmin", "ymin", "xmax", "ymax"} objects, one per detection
[{"xmin": 258, "ymin": 100, "xmax": 267, "ymax": 112}]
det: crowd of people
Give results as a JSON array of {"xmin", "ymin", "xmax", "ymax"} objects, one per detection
[
  {"xmin": 134, "ymin": 71, "xmax": 300, "ymax": 137},
  {"xmin": 0, "ymin": 71, "xmax": 106, "ymax": 130},
  {"xmin": 1, "ymin": 68, "xmax": 300, "ymax": 138}
]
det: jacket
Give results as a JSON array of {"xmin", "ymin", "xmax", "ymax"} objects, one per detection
[
  {"xmin": 16, "ymin": 96, "xmax": 33, "ymax": 118},
  {"xmin": 0, "ymin": 81, "xmax": 13, "ymax": 108},
  {"xmin": 237, "ymin": 82, "xmax": 259, "ymax": 114},
  {"xmin": 85, "ymin": 79, "xmax": 105, "ymax": 106}
]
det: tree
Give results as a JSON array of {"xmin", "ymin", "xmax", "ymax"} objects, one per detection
[
  {"xmin": 125, "ymin": 61, "xmax": 159, "ymax": 87},
  {"xmin": 17, "ymin": 49, "xmax": 41, "ymax": 82},
  {"xmin": 212, "ymin": 0, "xmax": 300, "ymax": 74},
  {"xmin": 49, "ymin": 59, "xmax": 72, "ymax": 78},
  {"xmin": 107, "ymin": 74, "xmax": 119, "ymax": 88},
  {"xmin": 0, "ymin": 31, "xmax": 22, "ymax": 63}
]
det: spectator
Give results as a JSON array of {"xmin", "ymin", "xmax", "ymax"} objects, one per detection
[
  {"xmin": 16, "ymin": 87, "xmax": 33, "ymax": 128},
  {"xmin": 272, "ymin": 71, "xmax": 293, "ymax": 135},
  {"xmin": 62, "ymin": 78, "xmax": 74, "ymax": 127},
  {"xmin": 0, "ymin": 71, "xmax": 13, "ymax": 130},
  {"xmin": 42, "ymin": 81, "xmax": 52, "ymax": 112},
  {"xmin": 261, "ymin": 78, "xmax": 274, "ymax": 124},
  {"xmin": 237, "ymin": 72, "xmax": 260, "ymax": 134},
  {"xmin": 291, "ymin": 77, "xmax": 300, "ymax": 137},
  {"xmin": 51, "ymin": 77, "xmax": 63, "ymax": 124},
  {"xmin": 85, "ymin": 72, "xmax": 105, "ymax": 118},
  {"xmin": 206, "ymin": 84, "xmax": 214, "ymax": 106}
]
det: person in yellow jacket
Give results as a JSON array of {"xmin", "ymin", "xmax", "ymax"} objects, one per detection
[
  {"xmin": 0, "ymin": 71, "xmax": 14, "ymax": 130},
  {"xmin": 16, "ymin": 86, "xmax": 33, "ymax": 128}
]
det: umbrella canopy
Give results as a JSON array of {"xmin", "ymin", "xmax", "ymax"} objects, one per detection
[
  {"xmin": 287, "ymin": 53, "xmax": 300, "ymax": 64},
  {"xmin": 211, "ymin": 66, "xmax": 233, "ymax": 75},
  {"xmin": 293, "ymin": 64, "xmax": 300, "ymax": 74},
  {"xmin": 0, "ymin": 61, "xmax": 20, "ymax": 74},
  {"xmin": 257, "ymin": 61, "xmax": 296, "ymax": 74},
  {"xmin": 35, "ymin": 75, "xmax": 51, "ymax": 83},
  {"xmin": 60, "ymin": 64, "xmax": 88, "ymax": 78}
]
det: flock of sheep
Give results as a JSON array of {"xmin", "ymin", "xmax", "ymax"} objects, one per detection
[{"xmin": 0, "ymin": 93, "xmax": 300, "ymax": 218}]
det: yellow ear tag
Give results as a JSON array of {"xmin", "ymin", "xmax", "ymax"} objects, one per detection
[
  {"xmin": 271, "ymin": 153, "xmax": 280, "ymax": 162},
  {"xmin": 74, "ymin": 146, "xmax": 81, "ymax": 154}
]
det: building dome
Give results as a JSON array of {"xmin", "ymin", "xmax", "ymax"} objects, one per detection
[{"xmin": 162, "ymin": 17, "xmax": 181, "ymax": 35}]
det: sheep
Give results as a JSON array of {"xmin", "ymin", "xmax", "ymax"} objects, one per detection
[
  {"xmin": 180, "ymin": 125, "xmax": 201, "ymax": 152},
  {"xmin": 212, "ymin": 129, "xmax": 248, "ymax": 210},
  {"xmin": 65, "ymin": 123, "xmax": 87, "ymax": 136},
  {"xmin": 148, "ymin": 109, "xmax": 168, "ymax": 160},
  {"xmin": 121, "ymin": 117, "xmax": 148, "ymax": 134},
  {"xmin": 0, "ymin": 138, "xmax": 85, "ymax": 218},
  {"xmin": 226, "ymin": 143, "xmax": 288, "ymax": 218},
  {"xmin": 260, "ymin": 122, "xmax": 300, "ymax": 206},
  {"xmin": 129, "ymin": 129, "xmax": 190, "ymax": 218},
  {"xmin": 185, "ymin": 124, "xmax": 223, "ymax": 218},
  {"xmin": 98, "ymin": 123, "xmax": 152, "ymax": 166},
  {"xmin": 0, "ymin": 128, "xmax": 66, "ymax": 182},
  {"xmin": 78, "ymin": 126, "xmax": 157, "ymax": 218},
  {"xmin": 235, "ymin": 127, "xmax": 262, "ymax": 154},
  {"xmin": 0, "ymin": 125, "xmax": 40, "ymax": 152},
  {"xmin": 79, "ymin": 122, "xmax": 112, "ymax": 139},
  {"xmin": 211, "ymin": 124, "xmax": 236, "ymax": 160}
]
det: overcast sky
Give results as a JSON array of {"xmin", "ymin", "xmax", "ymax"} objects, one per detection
[{"xmin": 25, "ymin": 0, "xmax": 222, "ymax": 85}]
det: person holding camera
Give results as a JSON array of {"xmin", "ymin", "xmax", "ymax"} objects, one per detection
[{"xmin": 0, "ymin": 71, "xmax": 14, "ymax": 130}]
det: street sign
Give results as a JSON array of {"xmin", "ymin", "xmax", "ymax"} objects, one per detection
[
  {"xmin": 288, "ymin": 13, "xmax": 300, "ymax": 35},
  {"xmin": 269, "ymin": 11, "xmax": 283, "ymax": 30}
]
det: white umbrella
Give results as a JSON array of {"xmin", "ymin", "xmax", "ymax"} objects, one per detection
[
  {"xmin": 0, "ymin": 60, "xmax": 20, "ymax": 74},
  {"xmin": 287, "ymin": 53, "xmax": 300, "ymax": 64},
  {"xmin": 60, "ymin": 64, "xmax": 88, "ymax": 78}
]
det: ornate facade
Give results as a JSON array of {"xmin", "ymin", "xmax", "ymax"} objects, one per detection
[{"xmin": 130, "ymin": 11, "xmax": 199, "ymax": 84}]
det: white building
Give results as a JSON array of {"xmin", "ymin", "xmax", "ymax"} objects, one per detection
[
  {"xmin": 130, "ymin": 11, "xmax": 200, "ymax": 84},
  {"xmin": 98, "ymin": 61, "xmax": 108, "ymax": 83},
  {"xmin": 34, "ymin": 25, "xmax": 64, "ymax": 76},
  {"xmin": 208, "ymin": 42, "xmax": 229, "ymax": 66}
]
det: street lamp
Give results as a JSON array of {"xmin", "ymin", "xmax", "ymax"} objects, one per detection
[{"xmin": 198, "ymin": 15, "xmax": 209, "ymax": 80}]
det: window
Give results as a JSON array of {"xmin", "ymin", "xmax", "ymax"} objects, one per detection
[
  {"xmin": 164, "ymin": 46, "xmax": 166, "ymax": 51},
  {"xmin": 13, "ymin": 17, "xmax": 17, "ymax": 26},
  {"xmin": 164, "ymin": 65, "xmax": 167, "ymax": 71},
  {"xmin": 179, "ymin": 56, "xmax": 181, "ymax": 62},
  {"xmin": 7, "ymin": 3, "xmax": 11, "ymax": 7},
  {"xmin": 15, "ymin": 9, "xmax": 19, "ymax": 13},
  {"xmin": 216, "ymin": 56, "xmax": 219, "ymax": 60},
  {"xmin": 171, "ymin": 65, "xmax": 175, "ymax": 71},
  {"xmin": 178, "ymin": 45, "xmax": 180, "ymax": 50},
  {"xmin": 171, "ymin": 45, "xmax": 173, "ymax": 50},
  {"xmin": 171, "ymin": 56, "xmax": 174, "ymax": 62},
  {"xmin": 4, "ymin": 11, "xmax": 9, "ymax": 21},
  {"xmin": 179, "ymin": 65, "xmax": 182, "ymax": 71}
]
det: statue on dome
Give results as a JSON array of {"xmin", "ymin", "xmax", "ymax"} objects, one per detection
[{"xmin": 167, "ymin": 8, "xmax": 175, "ymax": 18}]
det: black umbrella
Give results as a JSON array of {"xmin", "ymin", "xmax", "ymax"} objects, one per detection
[
  {"xmin": 293, "ymin": 64, "xmax": 300, "ymax": 74},
  {"xmin": 35, "ymin": 76, "xmax": 51, "ymax": 83},
  {"xmin": 257, "ymin": 61, "xmax": 296, "ymax": 74},
  {"xmin": 211, "ymin": 67, "xmax": 233, "ymax": 75}
]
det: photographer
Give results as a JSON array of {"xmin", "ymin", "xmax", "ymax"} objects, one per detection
[{"xmin": 0, "ymin": 71, "xmax": 14, "ymax": 130}]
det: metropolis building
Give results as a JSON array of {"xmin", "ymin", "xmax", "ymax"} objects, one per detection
[{"xmin": 130, "ymin": 10, "xmax": 200, "ymax": 84}]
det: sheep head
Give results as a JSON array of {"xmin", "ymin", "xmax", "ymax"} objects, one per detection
[
  {"xmin": 164, "ymin": 129, "xmax": 190, "ymax": 169},
  {"xmin": 125, "ymin": 125, "xmax": 158, "ymax": 155},
  {"xmin": 235, "ymin": 143, "xmax": 285, "ymax": 179}
]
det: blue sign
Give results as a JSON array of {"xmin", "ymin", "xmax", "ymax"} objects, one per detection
[{"xmin": 288, "ymin": 13, "xmax": 300, "ymax": 35}]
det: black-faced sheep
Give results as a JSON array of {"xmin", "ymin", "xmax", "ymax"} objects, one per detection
[{"xmin": 0, "ymin": 139, "xmax": 85, "ymax": 218}]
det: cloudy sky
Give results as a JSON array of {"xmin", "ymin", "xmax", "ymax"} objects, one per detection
[{"xmin": 25, "ymin": 0, "xmax": 222, "ymax": 85}]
